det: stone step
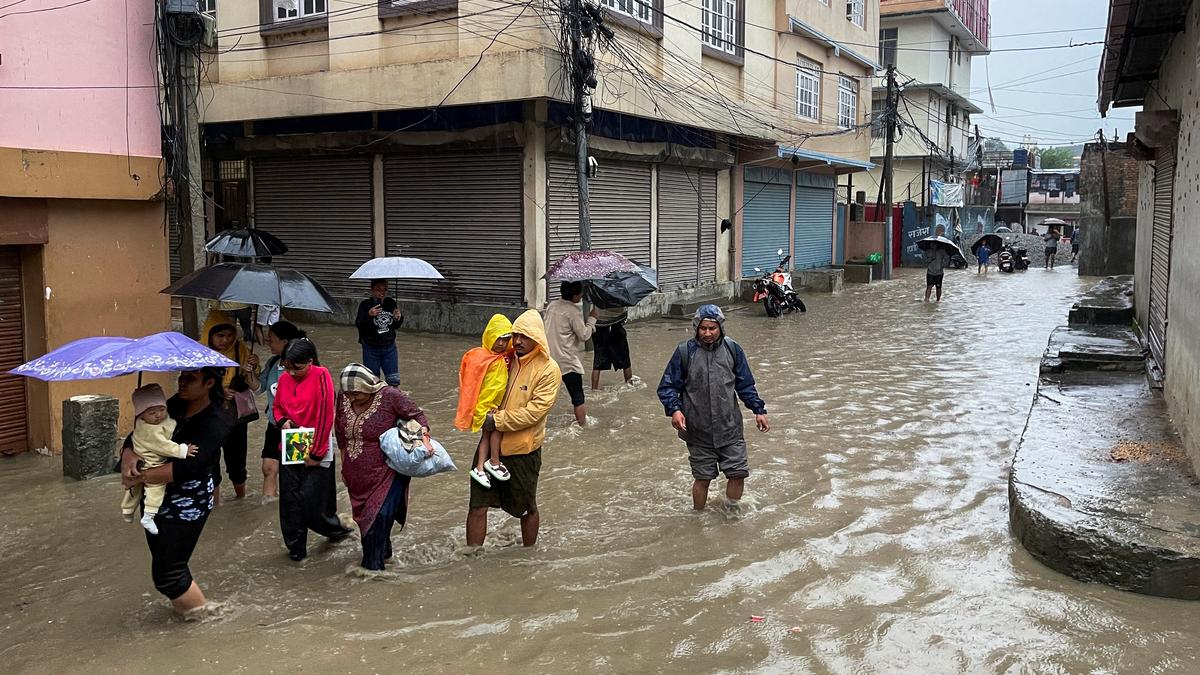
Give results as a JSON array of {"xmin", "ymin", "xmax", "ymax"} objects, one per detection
[
  {"xmin": 1069, "ymin": 275, "xmax": 1134, "ymax": 326},
  {"xmin": 1041, "ymin": 325, "xmax": 1145, "ymax": 373}
]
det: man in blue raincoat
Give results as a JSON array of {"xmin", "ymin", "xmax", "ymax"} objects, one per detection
[{"xmin": 657, "ymin": 305, "xmax": 769, "ymax": 510}]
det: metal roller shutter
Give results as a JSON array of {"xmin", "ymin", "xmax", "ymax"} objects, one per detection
[
  {"xmin": 658, "ymin": 165, "xmax": 717, "ymax": 289},
  {"xmin": 741, "ymin": 180, "xmax": 791, "ymax": 277},
  {"xmin": 546, "ymin": 156, "xmax": 652, "ymax": 299},
  {"xmin": 1149, "ymin": 145, "xmax": 1175, "ymax": 372},
  {"xmin": 0, "ymin": 249, "xmax": 26, "ymax": 455},
  {"xmin": 168, "ymin": 200, "xmax": 182, "ymax": 283},
  {"xmin": 384, "ymin": 152, "xmax": 524, "ymax": 304},
  {"xmin": 253, "ymin": 157, "xmax": 374, "ymax": 298},
  {"xmin": 794, "ymin": 185, "xmax": 834, "ymax": 269}
]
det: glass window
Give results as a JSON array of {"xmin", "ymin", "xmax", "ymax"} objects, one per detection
[
  {"xmin": 702, "ymin": 0, "xmax": 739, "ymax": 55},
  {"xmin": 274, "ymin": 0, "xmax": 326, "ymax": 21},
  {"xmin": 838, "ymin": 76, "xmax": 857, "ymax": 128},
  {"xmin": 878, "ymin": 27, "xmax": 897, "ymax": 67},
  {"xmin": 599, "ymin": 0, "xmax": 653, "ymax": 25},
  {"xmin": 871, "ymin": 98, "xmax": 886, "ymax": 139},
  {"xmin": 846, "ymin": 0, "xmax": 864, "ymax": 28},
  {"xmin": 796, "ymin": 58, "xmax": 821, "ymax": 121}
]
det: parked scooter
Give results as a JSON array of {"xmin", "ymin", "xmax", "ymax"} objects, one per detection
[
  {"xmin": 997, "ymin": 242, "xmax": 1030, "ymax": 273},
  {"xmin": 997, "ymin": 248, "xmax": 1015, "ymax": 273},
  {"xmin": 752, "ymin": 249, "xmax": 807, "ymax": 317}
]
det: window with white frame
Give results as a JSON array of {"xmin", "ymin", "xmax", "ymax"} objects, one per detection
[
  {"xmin": 274, "ymin": 0, "xmax": 326, "ymax": 21},
  {"xmin": 702, "ymin": 0, "xmax": 738, "ymax": 54},
  {"xmin": 838, "ymin": 76, "xmax": 857, "ymax": 128},
  {"xmin": 878, "ymin": 28, "xmax": 897, "ymax": 68},
  {"xmin": 870, "ymin": 98, "xmax": 886, "ymax": 138},
  {"xmin": 846, "ymin": 0, "xmax": 864, "ymax": 28},
  {"xmin": 199, "ymin": 0, "xmax": 215, "ymax": 14},
  {"xmin": 600, "ymin": 0, "xmax": 653, "ymax": 25},
  {"xmin": 796, "ymin": 58, "xmax": 821, "ymax": 120}
]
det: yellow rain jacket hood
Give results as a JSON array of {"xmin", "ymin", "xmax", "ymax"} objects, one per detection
[
  {"xmin": 454, "ymin": 314, "xmax": 514, "ymax": 433},
  {"xmin": 201, "ymin": 309, "xmax": 254, "ymax": 390},
  {"xmin": 494, "ymin": 309, "xmax": 560, "ymax": 456}
]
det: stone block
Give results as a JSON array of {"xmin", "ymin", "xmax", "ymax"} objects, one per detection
[
  {"xmin": 841, "ymin": 264, "xmax": 873, "ymax": 284},
  {"xmin": 795, "ymin": 268, "xmax": 844, "ymax": 293},
  {"xmin": 61, "ymin": 394, "xmax": 119, "ymax": 481}
]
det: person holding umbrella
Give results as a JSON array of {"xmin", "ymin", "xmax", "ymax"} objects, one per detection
[
  {"xmin": 591, "ymin": 307, "xmax": 633, "ymax": 390},
  {"xmin": 202, "ymin": 310, "xmax": 260, "ymax": 502},
  {"xmin": 544, "ymin": 281, "xmax": 598, "ymax": 427},
  {"xmin": 355, "ymin": 280, "xmax": 403, "ymax": 387},
  {"xmin": 923, "ymin": 226, "xmax": 952, "ymax": 303}
]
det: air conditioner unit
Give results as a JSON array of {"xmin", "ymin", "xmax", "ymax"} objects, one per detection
[
  {"xmin": 164, "ymin": 0, "xmax": 200, "ymax": 15},
  {"xmin": 200, "ymin": 12, "xmax": 217, "ymax": 48}
]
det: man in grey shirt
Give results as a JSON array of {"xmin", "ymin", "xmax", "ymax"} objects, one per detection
[{"xmin": 924, "ymin": 226, "xmax": 950, "ymax": 302}]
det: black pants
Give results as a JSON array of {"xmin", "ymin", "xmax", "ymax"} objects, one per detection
[
  {"xmin": 145, "ymin": 512, "xmax": 209, "ymax": 600},
  {"xmin": 279, "ymin": 460, "xmax": 350, "ymax": 557},
  {"xmin": 215, "ymin": 420, "xmax": 249, "ymax": 488},
  {"xmin": 360, "ymin": 475, "xmax": 410, "ymax": 571}
]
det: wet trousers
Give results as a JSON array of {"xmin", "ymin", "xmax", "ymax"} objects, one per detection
[
  {"xmin": 360, "ymin": 475, "xmax": 410, "ymax": 571},
  {"xmin": 279, "ymin": 461, "xmax": 350, "ymax": 557},
  {"xmin": 145, "ymin": 511, "xmax": 209, "ymax": 600},
  {"xmin": 214, "ymin": 420, "xmax": 249, "ymax": 488}
]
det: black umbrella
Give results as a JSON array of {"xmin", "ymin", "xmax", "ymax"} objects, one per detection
[
  {"xmin": 204, "ymin": 228, "xmax": 288, "ymax": 259},
  {"xmin": 584, "ymin": 264, "xmax": 658, "ymax": 309},
  {"xmin": 970, "ymin": 234, "xmax": 1003, "ymax": 256},
  {"xmin": 916, "ymin": 235, "xmax": 964, "ymax": 258},
  {"xmin": 161, "ymin": 263, "xmax": 339, "ymax": 313}
]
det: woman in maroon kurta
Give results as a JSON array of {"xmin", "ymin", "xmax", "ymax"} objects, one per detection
[{"xmin": 334, "ymin": 364, "xmax": 430, "ymax": 570}]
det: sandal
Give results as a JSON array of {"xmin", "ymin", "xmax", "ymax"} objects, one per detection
[
  {"xmin": 470, "ymin": 467, "xmax": 492, "ymax": 489},
  {"xmin": 484, "ymin": 461, "xmax": 511, "ymax": 482}
]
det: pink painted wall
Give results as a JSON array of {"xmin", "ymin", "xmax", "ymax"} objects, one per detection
[{"xmin": 0, "ymin": 0, "xmax": 160, "ymax": 157}]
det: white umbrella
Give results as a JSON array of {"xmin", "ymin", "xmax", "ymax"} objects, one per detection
[{"xmin": 350, "ymin": 257, "xmax": 444, "ymax": 280}]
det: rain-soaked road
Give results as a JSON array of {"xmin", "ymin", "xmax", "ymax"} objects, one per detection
[{"xmin": 3, "ymin": 266, "xmax": 1200, "ymax": 674}]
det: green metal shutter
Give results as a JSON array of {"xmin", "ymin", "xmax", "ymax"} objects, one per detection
[
  {"xmin": 794, "ymin": 185, "xmax": 834, "ymax": 269},
  {"xmin": 741, "ymin": 180, "xmax": 791, "ymax": 277},
  {"xmin": 253, "ymin": 156, "xmax": 374, "ymax": 298},
  {"xmin": 384, "ymin": 152, "xmax": 524, "ymax": 304}
]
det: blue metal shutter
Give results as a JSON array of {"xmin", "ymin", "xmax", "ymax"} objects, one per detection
[
  {"xmin": 741, "ymin": 181, "xmax": 791, "ymax": 277},
  {"xmin": 794, "ymin": 186, "xmax": 834, "ymax": 269}
]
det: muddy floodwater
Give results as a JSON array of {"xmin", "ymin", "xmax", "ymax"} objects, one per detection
[{"xmin": 3, "ymin": 267, "xmax": 1200, "ymax": 673}]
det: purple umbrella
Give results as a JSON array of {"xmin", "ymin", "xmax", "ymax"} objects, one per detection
[
  {"xmin": 10, "ymin": 331, "xmax": 238, "ymax": 382},
  {"xmin": 546, "ymin": 250, "xmax": 640, "ymax": 281}
]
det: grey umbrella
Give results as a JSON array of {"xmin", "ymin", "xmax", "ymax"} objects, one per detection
[{"xmin": 161, "ymin": 263, "xmax": 340, "ymax": 313}]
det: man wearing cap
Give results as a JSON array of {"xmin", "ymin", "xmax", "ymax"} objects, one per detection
[
  {"xmin": 657, "ymin": 305, "xmax": 769, "ymax": 510},
  {"xmin": 467, "ymin": 309, "xmax": 561, "ymax": 547}
]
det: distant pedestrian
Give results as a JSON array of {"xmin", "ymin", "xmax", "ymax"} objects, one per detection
[
  {"xmin": 1071, "ymin": 228, "xmax": 1082, "ymax": 263},
  {"xmin": 272, "ymin": 338, "xmax": 352, "ymax": 562},
  {"xmin": 976, "ymin": 241, "xmax": 991, "ymax": 275},
  {"xmin": 923, "ymin": 227, "xmax": 950, "ymax": 303},
  {"xmin": 544, "ymin": 281, "xmax": 598, "ymax": 427},
  {"xmin": 657, "ymin": 305, "xmax": 769, "ymax": 511},
  {"xmin": 592, "ymin": 306, "xmax": 634, "ymax": 390},
  {"xmin": 355, "ymin": 279, "xmax": 403, "ymax": 387},
  {"xmin": 1044, "ymin": 228, "xmax": 1062, "ymax": 269},
  {"xmin": 466, "ymin": 310, "xmax": 561, "ymax": 547}
]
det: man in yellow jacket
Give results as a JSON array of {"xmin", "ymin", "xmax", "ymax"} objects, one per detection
[{"xmin": 466, "ymin": 309, "xmax": 561, "ymax": 547}]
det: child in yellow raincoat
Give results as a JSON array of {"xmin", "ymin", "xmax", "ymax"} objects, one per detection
[{"xmin": 455, "ymin": 314, "xmax": 513, "ymax": 489}]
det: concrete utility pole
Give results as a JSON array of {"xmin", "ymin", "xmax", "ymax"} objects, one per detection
[
  {"xmin": 881, "ymin": 65, "xmax": 897, "ymax": 281},
  {"xmin": 568, "ymin": 0, "xmax": 600, "ymax": 250},
  {"xmin": 180, "ymin": 45, "xmax": 205, "ymax": 337}
]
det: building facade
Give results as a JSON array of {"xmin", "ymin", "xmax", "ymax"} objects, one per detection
[
  {"xmin": 196, "ymin": 0, "xmax": 879, "ymax": 331},
  {"xmin": 0, "ymin": 0, "xmax": 169, "ymax": 455},
  {"xmin": 867, "ymin": 0, "xmax": 989, "ymax": 207},
  {"xmin": 1099, "ymin": 0, "xmax": 1199, "ymax": 467},
  {"xmin": 1024, "ymin": 169, "xmax": 1080, "ymax": 234}
]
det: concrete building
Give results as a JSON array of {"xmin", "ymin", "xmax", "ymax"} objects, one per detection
[
  {"xmin": 0, "ymin": 0, "xmax": 169, "ymax": 455},
  {"xmin": 1099, "ymin": 0, "xmax": 1199, "ymax": 467},
  {"xmin": 866, "ymin": 0, "xmax": 990, "ymax": 206},
  {"xmin": 1078, "ymin": 141, "xmax": 1138, "ymax": 277},
  {"xmin": 196, "ymin": 0, "xmax": 879, "ymax": 331},
  {"xmin": 1024, "ymin": 168, "xmax": 1080, "ymax": 234}
]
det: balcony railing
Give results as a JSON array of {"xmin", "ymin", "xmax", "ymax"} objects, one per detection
[{"xmin": 947, "ymin": 0, "xmax": 989, "ymax": 49}]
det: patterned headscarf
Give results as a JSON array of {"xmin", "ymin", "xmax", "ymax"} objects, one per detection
[{"xmin": 340, "ymin": 363, "xmax": 386, "ymax": 394}]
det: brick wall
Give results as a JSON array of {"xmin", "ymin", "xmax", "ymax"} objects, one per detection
[{"xmin": 1079, "ymin": 142, "xmax": 1139, "ymax": 275}]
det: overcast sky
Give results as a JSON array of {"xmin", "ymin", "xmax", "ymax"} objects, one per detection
[{"xmin": 967, "ymin": 1, "xmax": 1137, "ymax": 149}]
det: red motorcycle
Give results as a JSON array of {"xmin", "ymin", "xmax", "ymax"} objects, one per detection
[{"xmin": 751, "ymin": 249, "xmax": 806, "ymax": 317}]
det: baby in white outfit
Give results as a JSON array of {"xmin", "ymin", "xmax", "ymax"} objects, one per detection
[{"xmin": 121, "ymin": 384, "xmax": 196, "ymax": 535}]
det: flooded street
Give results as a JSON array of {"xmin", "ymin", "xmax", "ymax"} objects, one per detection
[{"xmin": 4, "ymin": 267, "xmax": 1200, "ymax": 673}]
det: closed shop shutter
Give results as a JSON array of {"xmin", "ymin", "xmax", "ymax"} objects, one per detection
[
  {"xmin": 1149, "ymin": 144, "xmax": 1175, "ymax": 372},
  {"xmin": 0, "ymin": 249, "xmax": 26, "ymax": 455},
  {"xmin": 546, "ymin": 156, "xmax": 652, "ymax": 299},
  {"xmin": 794, "ymin": 185, "xmax": 834, "ymax": 269},
  {"xmin": 658, "ymin": 165, "xmax": 717, "ymax": 290},
  {"xmin": 253, "ymin": 157, "xmax": 374, "ymax": 298},
  {"xmin": 741, "ymin": 175, "xmax": 791, "ymax": 277},
  {"xmin": 384, "ymin": 152, "xmax": 524, "ymax": 304},
  {"xmin": 167, "ymin": 199, "xmax": 182, "ymax": 283}
]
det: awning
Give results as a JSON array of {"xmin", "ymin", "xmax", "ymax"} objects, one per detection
[
  {"xmin": 777, "ymin": 146, "xmax": 875, "ymax": 173},
  {"xmin": 1098, "ymin": 0, "xmax": 1192, "ymax": 114}
]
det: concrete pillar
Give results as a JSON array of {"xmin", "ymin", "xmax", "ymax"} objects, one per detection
[
  {"xmin": 788, "ymin": 170, "xmax": 797, "ymax": 269},
  {"xmin": 61, "ymin": 394, "xmax": 119, "ymax": 481},
  {"xmin": 522, "ymin": 101, "xmax": 548, "ymax": 309},
  {"xmin": 649, "ymin": 164, "xmax": 659, "ymax": 268},
  {"xmin": 716, "ymin": 167, "xmax": 731, "ymax": 281},
  {"xmin": 372, "ymin": 154, "xmax": 386, "ymax": 257},
  {"xmin": 732, "ymin": 165, "xmax": 744, "ymax": 279}
]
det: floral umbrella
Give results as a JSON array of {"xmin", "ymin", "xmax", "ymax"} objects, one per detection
[
  {"xmin": 10, "ymin": 332, "xmax": 238, "ymax": 382},
  {"xmin": 546, "ymin": 250, "xmax": 640, "ymax": 281}
]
